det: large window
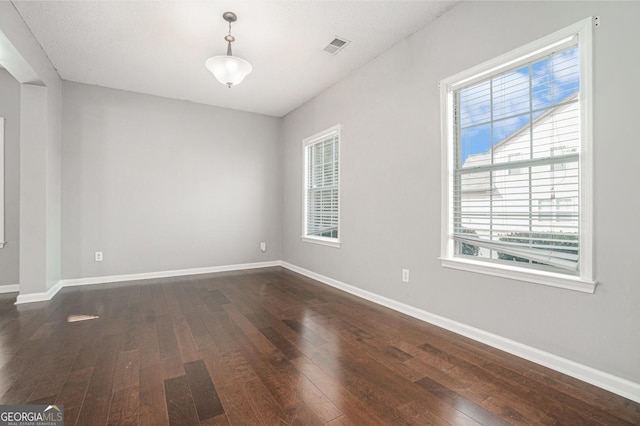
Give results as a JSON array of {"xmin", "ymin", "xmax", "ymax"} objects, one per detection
[
  {"xmin": 302, "ymin": 125, "xmax": 341, "ymax": 248},
  {"xmin": 0, "ymin": 117, "xmax": 4, "ymax": 249},
  {"xmin": 440, "ymin": 19, "xmax": 595, "ymax": 292}
]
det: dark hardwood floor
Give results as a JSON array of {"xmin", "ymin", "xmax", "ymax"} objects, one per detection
[{"xmin": 0, "ymin": 267, "xmax": 638, "ymax": 425}]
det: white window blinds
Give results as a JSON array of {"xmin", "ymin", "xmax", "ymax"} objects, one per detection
[
  {"xmin": 452, "ymin": 39, "xmax": 581, "ymax": 273},
  {"xmin": 304, "ymin": 127, "xmax": 340, "ymax": 242}
]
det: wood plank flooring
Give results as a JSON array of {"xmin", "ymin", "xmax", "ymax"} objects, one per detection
[{"xmin": 0, "ymin": 267, "xmax": 638, "ymax": 425}]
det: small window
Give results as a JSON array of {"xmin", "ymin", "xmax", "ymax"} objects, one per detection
[
  {"xmin": 302, "ymin": 125, "xmax": 341, "ymax": 247},
  {"xmin": 551, "ymin": 146, "xmax": 567, "ymax": 171},
  {"xmin": 0, "ymin": 117, "xmax": 4, "ymax": 249},
  {"xmin": 508, "ymin": 153, "xmax": 523, "ymax": 175},
  {"xmin": 538, "ymin": 197, "xmax": 577, "ymax": 223},
  {"xmin": 555, "ymin": 197, "xmax": 577, "ymax": 222},
  {"xmin": 440, "ymin": 18, "xmax": 595, "ymax": 292}
]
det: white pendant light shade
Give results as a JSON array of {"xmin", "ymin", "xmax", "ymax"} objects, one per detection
[
  {"xmin": 206, "ymin": 12, "xmax": 252, "ymax": 88},
  {"xmin": 205, "ymin": 55, "xmax": 252, "ymax": 88}
]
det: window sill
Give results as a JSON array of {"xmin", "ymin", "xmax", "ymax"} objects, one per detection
[
  {"xmin": 439, "ymin": 256, "xmax": 596, "ymax": 294},
  {"xmin": 302, "ymin": 236, "xmax": 341, "ymax": 248},
  {"xmin": 0, "ymin": 241, "xmax": 5, "ymax": 249}
]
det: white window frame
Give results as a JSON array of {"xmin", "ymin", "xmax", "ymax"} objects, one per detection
[
  {"xmin": 302, "ymin": 124, "xmax": 342, "ymax": 248},
  {"xmin": 439, "ymin": 18, "xmax": 595, "ymax": 293},
  {"xmin": 0, "ymin": 118, "xmax": 4, "ymax": 249}
]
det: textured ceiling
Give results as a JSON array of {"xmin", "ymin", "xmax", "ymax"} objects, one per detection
[{"xmin": 12, "ymin": 1, "xmax": 458, "ymax": 117}]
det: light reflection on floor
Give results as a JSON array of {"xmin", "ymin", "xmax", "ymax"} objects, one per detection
[{"xmin": 293, "ymin": 308, "xmax": 345, "ymax": 421}]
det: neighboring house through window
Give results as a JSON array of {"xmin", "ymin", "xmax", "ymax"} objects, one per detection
[
  {"xmin": 440, "ymin": 18, "xmax": 595, "ymax": 292},
  {"xmin": 302, "ymin": 124, "xmax": 341, "ymax": 248}
]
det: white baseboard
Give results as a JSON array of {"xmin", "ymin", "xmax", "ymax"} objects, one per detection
[
  {"xmin": 14, "ymin": 260, "xmax": 281, "ymax": 304},
  {"xmin": 0, "ymin": 284, "xmax": 19, "ymax": 294},
  {"xmin": 15, "ymin": 281, "xmax": 62, "ymax": 304},
  {"xmin": 281, "ymin": 261, "xmax": 640, "ymax": 404},
  {"xmin": 59, "ymin": 260, "xmax": 282, "ymax": 288}
]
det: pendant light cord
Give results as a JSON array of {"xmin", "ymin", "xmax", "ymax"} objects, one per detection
[{"xmin": 226, "ymin": 20, "xmax": 233, "ymax": 56}]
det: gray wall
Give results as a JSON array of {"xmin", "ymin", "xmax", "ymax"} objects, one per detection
[
  {"xmin": 282, "ymin": 1, "xmax": 640, "ymax": 383},
  {"xmin": 0, "ymin": 69, "xmax": 20, "ymax": 286},
  {"xmin": 62, "ymin": 82, "xmax": 281, "ymax": 279},
  {"xmin": 1, "ymin": 1, "xmax": 63, "ymax": 297}
]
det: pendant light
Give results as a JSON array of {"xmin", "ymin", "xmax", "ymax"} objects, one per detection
[{"xmin": 205, "ymin": 12, "xmax": 252, "ymax": 88}]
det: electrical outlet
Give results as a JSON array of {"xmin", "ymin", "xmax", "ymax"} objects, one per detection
[
  {"xmin": 260, "ymin": 242, "xmax": 266, "ymax": 252},
  {"xmin": 95, "ymin": 251, "xmax": 103, "ymax": 262},
  {"xmin": 402, "ymin": 269, "xmax": 409, "ymax": 283}
]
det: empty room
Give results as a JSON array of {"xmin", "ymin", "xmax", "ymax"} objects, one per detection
[{"xmin": 0, "ymin": 0, "xmax": 639, "ymax": 424}]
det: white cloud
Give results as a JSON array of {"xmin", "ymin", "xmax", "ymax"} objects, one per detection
[{"xmin": 458, "ymin": 45, "xmax": 579, "ymax": 153}]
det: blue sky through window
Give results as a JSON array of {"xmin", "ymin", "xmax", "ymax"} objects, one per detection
[{"xmin": 458, "ymin": 46, "xmax": 579, "ymax": 165}]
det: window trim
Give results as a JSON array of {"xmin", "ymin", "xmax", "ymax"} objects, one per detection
[
  {"xmin": 0, "ymin": 117, "xmax": 4, "ymax": 249},
  {"xmin": 301, "ymin": 124, "xmax": 342, "ymax": 248},
  {"xmin": 440, "ymin": 18, "xmax": 595, "ymax": 293}
]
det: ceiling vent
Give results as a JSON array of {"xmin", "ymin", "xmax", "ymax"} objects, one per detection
[{"xmin": 323, "ymin": 36, "xmax": 350, "ymax": 55}]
